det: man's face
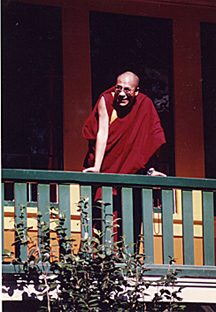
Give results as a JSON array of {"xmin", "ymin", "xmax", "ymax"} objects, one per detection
[{"xmin": 114, "ymin": 75, "xmax": 139, "ymax": 108}]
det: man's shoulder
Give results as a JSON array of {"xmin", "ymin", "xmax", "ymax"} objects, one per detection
[
  {"xmin": 137, "ymin": 92, "xmax": 152, "ymax": 104},
  {"xmin": 135, "ymin": 93, "xmax": 156, "ymax": 114}
]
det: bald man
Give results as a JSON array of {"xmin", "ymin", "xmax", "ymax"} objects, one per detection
[{"xmin": 82, "ymin": 71, "xmax": 166, "ymax": 176}]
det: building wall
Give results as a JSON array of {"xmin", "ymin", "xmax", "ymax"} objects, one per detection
[
  {"xmin": 8, "ymin": 0, "xmax": 216, "ymax": 176},
  {"xmin": 60, "ymin": 0, "xmax": 215, "ymax": 177}
]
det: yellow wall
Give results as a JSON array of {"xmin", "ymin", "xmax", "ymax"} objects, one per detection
[
  {"xmin": 153, "ymin": 190, "xmax": 204, "ymax": 265},
  {"xmin": 3, "ymin": 185, "xmax": 82, "ymax": 261}
]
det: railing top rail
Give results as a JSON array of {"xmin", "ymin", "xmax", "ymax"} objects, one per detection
[{"xmin": 2, "ymin": 168, "xmax": 216, "ymax": 190}]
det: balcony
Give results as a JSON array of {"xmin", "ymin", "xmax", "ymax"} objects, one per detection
[{"xmin": 2, "ymin": 168, "xmax": 216, "ymax": 304}]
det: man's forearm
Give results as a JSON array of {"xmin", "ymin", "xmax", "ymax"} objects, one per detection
[{"xmin": 94, "ymin": 129, "xmax": 108, "ymax": 171}]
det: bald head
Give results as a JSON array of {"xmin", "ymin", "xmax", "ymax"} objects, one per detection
[
  {"xmin": 117, "ymin": 71, "xmax": 140, "ymax": 89},
  {"xmin": 114, "ymin": 71, "xmax": 140, "ymax": 110}
]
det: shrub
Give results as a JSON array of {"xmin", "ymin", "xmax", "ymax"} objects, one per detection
[{"xmin": 3, "ymin": 197, "xmax": 185, "ymax": 312}]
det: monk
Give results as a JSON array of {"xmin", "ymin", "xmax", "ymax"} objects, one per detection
[
  {"xmin": 82, "ymin": 71, "xmax": 166, "ymax": 176},
  {"xmin": 82, "ymin": 71, "xmax": 166, "ymax": 240}
]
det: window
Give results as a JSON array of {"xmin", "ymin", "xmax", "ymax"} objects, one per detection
[{"xmin": 2, "ymin": 2, "xmax": 63, "ymax": 170}]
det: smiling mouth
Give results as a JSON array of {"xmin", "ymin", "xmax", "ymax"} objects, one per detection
[{"xmin": 118, "ymin": 98, "xmax": 128, "ymax": 105}]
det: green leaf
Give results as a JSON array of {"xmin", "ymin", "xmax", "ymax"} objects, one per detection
[
  {"xmin": 2, "ymin": 249, "xmax": 14, "ymax": 257},
  {"xmin": 98, "ymin": 253, "xmax": 106, "ymax": 259},
  {"xmin": 28, "ymin": 248, "xmax": 37, "ymax": 258},
  {"xmin": 35, "ymin": 257, "xmax": 42, "ymax": 264},
  {"xmin": 59, "ymin": 212, "xmax": 66, "ymax": 221},
  {"xmin": 37, "ymin": 211, "xmax": 43, "ymax": 218},
  {"xmin": 23, "ymin": 261, "xmax": 28, "ymax": 271},
  {"xmin": 88, "ymin": 299, "xmax": 98, "ymax": 304},
  {"xmin": 37, "ymin": 292, "xmax": 48, "ymax": 297},
  {"xmin": 93, "ymin": 228, "xmax": 101, "ymax": 236},
  {"xmin": 57, "ymin": 262, "xmax": 64, "ymax": 268},
  {"xmin": 49, "ymin": 283, "xmax": 58, "ymax": 291}
]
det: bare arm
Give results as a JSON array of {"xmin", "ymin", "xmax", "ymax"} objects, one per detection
[{"xmin": 83, "ymin": 96, "xmax": 109, "ymax": 173}]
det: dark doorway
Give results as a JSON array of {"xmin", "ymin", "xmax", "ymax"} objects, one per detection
[
  {"xmin": 2, "ymin": 1, "xmax": 63, "ymax": 170},
  {"xmin": 89, "ymin": 11, "xmax": 175, "ymax": 176},
  {"xmin": 201, "ymin": 22, "xmax": 216, "ymax": 179}
]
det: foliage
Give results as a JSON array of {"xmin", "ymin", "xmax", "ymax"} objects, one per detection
[{"xmin": 3, "ymin": 198, "xmax": 186, "ymax": 312}]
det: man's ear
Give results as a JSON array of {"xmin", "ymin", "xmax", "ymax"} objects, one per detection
[{"xmin": 135, "ymin": 87, "xmax": 139, "ymax": 96}]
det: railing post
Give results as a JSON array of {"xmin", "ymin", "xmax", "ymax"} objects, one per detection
[
  {"xmin": 102, "ymin": 186, "xmax": 113, "ymax": 246},
  {"xmin": 14, "ymin": 182, "xmax": 28, "ymax": 262},
  {"xmin": 80, "ymin": 185, "xmax": 92, "ymax": 238},
  {"xmin": 38, "ymin": 184, "xmax": 50, "ymax": 250},
  {"xmin": 142, "ymin": 188, "xmax": 154, "ymax": 264},
  {"xmin": 59, "ymin": 184, "xmax": 71, "ymax": 238},
  {"xmin": 122, "ymin": 187, "xmax": 134, "ymax": 254},
  {"xmin": 182, "ymin": 190, "xmax": 194, "ymax": 265},
  {"xmin": 162, "ymin": 189, "xmax": 174, "ymax": 264},
  {"xmin": 203, "ymin": 191, "xmax": 215, "ymax": 266}
]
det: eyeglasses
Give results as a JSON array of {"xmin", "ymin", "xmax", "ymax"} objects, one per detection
[{"xmin": 114, "ymin": 85, "xmax": 134, "ymax": 95}]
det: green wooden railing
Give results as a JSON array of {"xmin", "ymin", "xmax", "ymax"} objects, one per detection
[{"xmin": 2, "ymin": 168, "xmax": 216, "ymax": 277}]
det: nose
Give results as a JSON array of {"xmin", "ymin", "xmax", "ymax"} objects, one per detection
[{"xmin": 119, "ymin": 89, "xmax": 126, "ymax": 96}]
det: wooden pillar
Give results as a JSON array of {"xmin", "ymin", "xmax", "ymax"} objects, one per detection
[
  {"xmin": 173, "ymin": 11, "xmax": 205, "ymax": 178},
  {"xmin": 62, "ymin": 4, "xmax": 92, "ymax": 171}
]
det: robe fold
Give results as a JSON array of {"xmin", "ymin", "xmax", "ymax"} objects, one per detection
[{"xmin": 82, "ymin": 87, "xmax": 166, "ymax": 174}]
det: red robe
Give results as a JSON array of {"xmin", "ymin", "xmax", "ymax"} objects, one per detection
[{"xmin": 82, "ymin": 87, "xmax": 166, "ymax": 174}]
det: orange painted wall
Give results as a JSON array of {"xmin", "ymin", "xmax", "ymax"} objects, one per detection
[
  {"xmin": 173, "ymin": 11, "xmax": 205, "ymax": 178},
  {"xmin": 62, "ymin": 4, "xmax": 92, "ymax": 171}
]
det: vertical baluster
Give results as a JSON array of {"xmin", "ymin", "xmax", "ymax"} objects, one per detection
[
  {"xmin": 58, "ymin": 184, "xmax": 71, "ymax": 256},
  {"xmin": 80, "ymin": 185, "xmax": 92, "ymax": 238},
  {"xmin": 14, "ymin": 183, "xmax": 27, "ymax": 262},
  {"xmin": 182, "ymin": 190, "xmax": 194, "ymax": 265},
  {"xmin": 203, "ymin": 191, "xmax": 215, "ymax": 266},
  {"xmin": 2, "ymin": 183, "xmax": 4, "ymax": 261},
  {"xmin": 59, "ymin": 184, "xmax": 71, "ymax": 238},
  {"xmin": 102, "ymin": 186, "xmax": 113, "ymax": 246},
  {"xmin": 122, "ymin": 187, "xmax": 134, "ymax": 254},
  {"xmin": 142, "ymin": 188, "xmax": 154, "ymax": 264},
  {"xmin": 38, "ymin": 184, "xmax": 50, "ymax": 250},
  {"xmin": 162, "ymin": 189, "xmax": 174, "ymax": 264}
]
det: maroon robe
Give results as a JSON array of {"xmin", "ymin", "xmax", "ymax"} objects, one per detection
[{"xmin": 82, "ymin": 87, "xmax": 166, "ymax": 174}]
